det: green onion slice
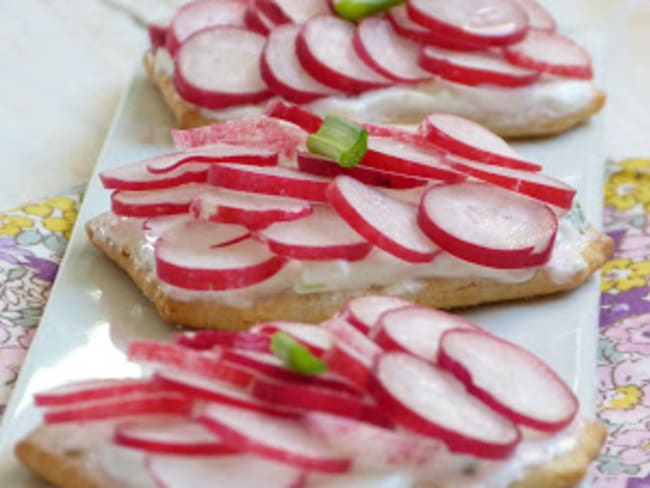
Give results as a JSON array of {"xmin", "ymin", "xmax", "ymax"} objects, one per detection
[
  {"xmin": 270, "ymin": 332, "xmax": 327, "ymax": 375},
  {"xmin": 306, "ymin": 115, "xmax": 368, "ymax": 168},
  {"xmin": 334, "ymin": 0, "xmax": 405, "ymax": 22}
]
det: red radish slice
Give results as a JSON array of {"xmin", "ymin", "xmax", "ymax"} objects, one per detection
[
  {"xmin": 419, "ymin": 45, "xmax": 541, "ymax": 88},
  {"xmin": 34, "ymin": 378, "xmax": 160, "ymax": 407},
  {"xmin": 208, "ymin": 163, "xmax": 330, "ymax": 202},
  {"xmin": 296, "ymin": 15, "xmax": 390, "ymax": 94},
  {"xmin": 143, "ymin": 214, "xmax": 195, "ymax": 239},
  {"xmin": 327, "ymin": 176, "xmax": 439, "ymax": 263},
  {"xmin": 447, "ymin": 157, "xmax": 576, "ymax": 209},
  {"xmin": 512, "ymin": 0, "xmax": 556, "ymax": 32},
  {"xmin": 174, "ymin": 27, "xmax": 272, "ymax": 110},
  {"xmin": 419, "ymin": 114, "xmax": 541, "ymax": 172},
  {"xmin": 100, "ymin": 159, "xmax": 207, "ymax": 191},
  {"xmin": 148, "ymin": 23, "xmax": 168, "ymax": 51},
  {"xmin": 154, "ymin": 369, "xmax": 297, "ymax": 417},
  {"xmin": 353, "ymin": 17, "xmax": 430, "ymax": 83},
  {"xmin": 146, "ymin": 145, "xmax": 278, "ymax": 174},
  {"xmin": 128, "ymin": 341, "xmax": 255, "ymax": 388},
  {"xmin": 43, "ymin": 392, "xmax": 192, "ymax": 424},
  {"xmin": 171, "ymin": 116, "xmax": 306, "ymax": 158},
  {"xmin": 407, "ymin": 0, "xmax": 529, "ymax": 47},
  {"xmin": 374, "ymin": 306, "xmax": 479, "ymax": 361},
  {"xmin": 298, "ymin": 152, "xmax": 427, "ymax": 190},
  {"xmin": 154, "ymin": 217, "xmax": 250, "ymax": 246},
  {"xmin": 191, "ymin": 188, "xmax": 313, "ymax": 230},
  {"xmin": 256, "ymin": 206, "xmax": 372, "ymax": 261},
  {"xmin": 504, "ymin": 30, "xmax": 593, "ymax": 79},
  {"xmin": 262, "ymin": 24, "xmax": 340, "ymax": 104},
  {"xmin": 254, "ymin": 0, "xmax": 292, "ymax": 24},
  {"xmin": 257, "ymin": 0, "xmax": 330, "ymax": 24},
  {"xmin": 252, "ymin": 321, "xmax": 333, "ymax": 357},
  {"xmin": 111, "ymin": 183, "xmax": 212, "ymax": 218},
  {"xmin": 147, "ymin": 454, "xmax": 305, "ymax": 488},
  {"xmin": 418, "ymin": 181, "xmax": 558, "ymax": 269},
  {"xmin": 173, "ymin": 330, "xmax": 271, "ymax": 352},
  {"xmin": 114, "ymin": 417, "xmax": 236, "ymax": 456},
  {"xmin": 438, "ymin": 329, "xmax": 578, "ymax": 432},
  {"xmin": 196, "ymin": 402, "xmax": 352, "ymax": 473},
  {"xmin": 166, "ymin": 0, "xmax": 247, "ymax": 55},
  {"xmin": 265, "ymin": 100, "xmax": 323, "ymax": 133},
  {"xmin": 369, "ymin": 352, "xmax": 520, "ymax": 459},
  {"xmin": 341, "ymin": 295, "xmax": 412, "ymax": 334},
  {"xmin": 244, "ymin": 2, "xmax": 276, "ymax": 35},
  {"xmin": 304, "ymin": 413, "xmax": 441, "ymax": 470}
]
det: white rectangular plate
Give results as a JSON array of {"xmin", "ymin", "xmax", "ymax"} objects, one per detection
[{"xmin": 0, "ymin": 68, "xmax": 605, "ymax": 486}]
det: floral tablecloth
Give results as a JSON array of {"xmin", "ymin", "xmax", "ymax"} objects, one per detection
[{"xmin": 1, "ymin": 160, "xmax": 650, "ymax": 486}]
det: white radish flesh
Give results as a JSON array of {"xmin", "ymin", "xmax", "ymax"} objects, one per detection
[
  {"xmin": 111, "ymin": 183, "xmax": 213, "ymax": 218},
  {"xmin": 146, "ymin": 145, "xmax": 278, "ymax": 174},
  {"xmin": 100, "ymin": 159, "xmax": 207, "ymax": 191},
  {"xmin": 252, "ymin": 321, "xmax": 333, "ymax": 356},
  {"xmin": 511, "ymin": 0, "xmax": 556, "ymax": 32},
  {"xmin": 342, "ymin": 295, "xmax": 412, "ymax": 334}
]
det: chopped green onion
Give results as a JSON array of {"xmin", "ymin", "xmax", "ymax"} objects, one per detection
[
  {"xmin": 270, "ymin": 332, "xmax": 327, "ymax": 375},
  {"xmin": 307, "ymin": 115, "xmax": 368, "ymax": 168},
  {"xmin": 334, "ymin": 0, "xmax": 405, "ymax": 22},
  {"xmin": 567, "ymin": 202, "xmax": 588, "ymax": 233}
]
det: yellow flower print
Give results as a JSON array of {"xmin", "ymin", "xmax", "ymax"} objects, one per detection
[
  {"xmin": 619, "ymin": 158, "xmax": 650, "ymax": 172},
  {"xmin": 601, "ymin": 259, "xmax": 650, "ymax": 292},
  {"xmin": 20, "ymin": 196, "xmax": 79, "ymax": 239},
  {"xmin": 0, "ymin": 215, "xmax": 34, "ymax": 236},
  {"xmin": 46, "ymin": 197, "xmax": 76, "ymax": 211},
  {"xmin": 602, "ymin": 385, "xmax": 642, "ymax": 410},
  {"xmin": 605, "ymin": 170, "xmax": 650, "ymax": 211},
  {"xmin": 22, "ymin": 203, "xmax": 52, "ymax": 217}
]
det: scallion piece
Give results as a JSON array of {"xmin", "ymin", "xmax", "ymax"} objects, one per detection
[
  {"xmin": 270, "ymin": 332, "xmax": 327, "ymax": 375},
  {"xmin": 307, "ymin": 115, "xmax": 368, "ymax": 168},
  {"xmin": 333, "ymin": 0, "xmax": 405, "ymax": 22}
]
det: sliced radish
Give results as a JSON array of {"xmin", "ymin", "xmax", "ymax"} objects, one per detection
[
  {"xmin": 296, "ymin": 15, "xmax": 390, "ymax": 94},
  {"xmin": 256, "ymin": 206, "xmax": 372, "ymax": 261},
  {"xmin": 406, "ymin": 0, "xmax": 529, "ymax": 47},
  {"xmin": 128, "ymin": 341, "xmax": 255, "ymax": 388},
  {"xmin": 173, "ymin": 329, "xmax": 271, "ymax": 352},
  {"xmin": 297, "ymin": 152, "xmax": 427, "ymax": 190},
  {"xmin": 265, "ymin": 100, "xmax": 323, "ymax": 133},
  {"xmin": 191, "ymin": 188, "xmax": 313, "ymax": 230},
  {"xmin": 252, "ymin": 321, "xmax": 333, "ymax": 357},
  {"xmin": 353, "ymin": 17, "xmax": 430, "ymax": 83},
  {"xmin": 418, "ymin": 181, "xmax": 558, "ymax": 269},
  {"xmin": 34, "ymin": 378, "xmax": 160, "ymax": 407},
  {"xmin": 244, "ymin": 2, "xmax": 277, "ymax": 35},
  {"xmin": 43, "ymin": 392, "xmax": 192, "ymax": 424},
  {"xmin": 166, "ymin": 0, "xmax": 247, "ymax": 55},
  {"xmin": 114, "ymin": 417, "xmax": 236, "ymax": 456},
  {"xmin": 174, "ymin": 26, "xmax": 272, "ymax": 110},
  {"xmin": 327, "ymin": 176, "xmax": 439, "ymax": 263},
  {"xmin": 504, "ymin": 30, "xmax": 593, "ymax": 79},
  {"xmin": 447, "ymin": 157, "xmax": 576, "ymax": 209},
  {"xmin": 374, "ymin": 306, "xmax": 479, "ymax": 361},
  {"xmin": 254, "ymin": 0, "xmax": 292, "ymax": 24},
  {"xmin": 111, "ymin": 183, "xmax": 212, "ymax": 218},
  {"xmin": 256, "ymin": 0, "xmax": 330, "ymax": 24},
  {"xmin": 147, "ymin": 454, "xmax": 305, "ymax": 488},
  {"xmin": 100, "ymin": 159, "xmax": 207, "ymax": 191},
  {"xmin": 341, "ymin": 295, "xmax": 412, "ymax": 334},
  {"xmin": 419, "ymin": 45, "xmax": 541, "ymax": 88},
  {"xmin": 512, "ymin": 0, "xmax": 556, "ymax": 32},
  {"xmin": 419, "ymin": 113, "xmax": 541, "ymax": 172},
  {"xmin": 438, "ymin": 329, "xmax": 578, "ymax": 432},
  {"xmin": 208, "ymin": 163, "xmax": 330, "ymax": 202},
  {"xmin": 304, "ymin": 412, "xmax": 441, "ymax": 470},
  {"xmin": 262, "ymin": 24, "xmax": 340, "ymax": 104},
  {"xmin": 196, "ymin": 402, "xmax": 352, "ymax": 473},
  {"xmin": 369, "ymin": 352, "xmax": 520, "ymax": 459},
  {"xmin": 148, "ymin": 23, "xmax": 168, "ymax": 51},
  {"xmin": 143, "ymin": 214, "xmax": 195, "ymax": 239}
]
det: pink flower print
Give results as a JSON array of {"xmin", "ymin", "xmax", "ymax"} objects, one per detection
[
  {"xmin": 599, "ymin": 358, "xmax": 650, "ymax": 424},
  {"xmin": 605, "ymin": 315, "xmax": 650, "ymax": 355},
  {"xmin": 0, "ymin": 328, "xmax": 9, "ymax": 345},
  {"xmin": 619, "ymin": 230, "xmax": 650, "ymax": 260},
  {"xmin": 17, "ymin": 327, "xmax": 35, "ymax": 349},
  {"xmin": 0, "ymin": 346, "xmax": 26, "ymax": 386},
  {"xmin": 610, "ymin": 424, "xmax": 650, "ymax": 466}
]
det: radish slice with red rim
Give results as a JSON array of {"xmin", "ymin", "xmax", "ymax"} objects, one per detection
[
  {"xmin": 262, "ymin": 24, "xmax": 340, "ymax": 104},
  {"xmin": 256, "ymin": 206, "xmax": 372, "ymax": 261},
  {"xmin": 418, "ymin": 45, "xmax": 541, "ymax": 88},
  {"xmin": 341, "ymin": 295, "xmax": 412, "ymax": 334},
  {"xmin": 208, "ymin": 163, "xmax": 331, "ymax": 202},
  {"xmin": 296, "ymin": 15, "xmax": 391, "ymax": 94},
  {"xmin": 265, "ymin": 100, "xmax": 323, "ymax": 133},
  {"xmin": 257, "ymin": 0, "xmax": 331, "ymax": 24},
  {"xmin": 369, "ymin": 352, "xmax": 521, "ymax": 459},
  {"xmin": 114, "ymin": 417, "xmax": 236, "ymax": 456},
  {"xmin": 191, "ymin": 188, "xmax": 313, "ymax": 230},
  {"xmin": 143, "ymin": 214, "xmax": 195, "ymax": 239},
  {"xmin": 406, "ymin": 0, "xmax": 529, "ymax": 47},
  {"xmin": 196, "ymin": 402, "xmax": 352, "ymax": 473},
  {"xmin": 254, "ymin": 0, "xmax": 292, "ymax": 24},
  {"xmin": 34, "ymin": 378, "xmax": 161, "ymax": 407},
  {"xmin": 353, "ymin": 17, "xmax": 430, "ymax": 83},
  {"xmin": 148, "ymin": 23, "xmax": 168, "ymax": 51},
  {"xmin": 173, "ymin": 329, "xmax": 271, "ymax": 352},
  {"xmin": 418, "ymin": 181, "xmax": 558, "ymax": 269},
  {"xmin": 504, "ymin": 30, "xmax": 593, "ymax": 79},
  {"xmin": 111, "ymin": 183, "xmax": 213, "ymax": 218},
  {"xmin": 244, "ymin": 2, "xmax": 277, "ymax": 35},
  {"xmin": 511, "ymin": 0, "xmax": 556, "ymax": 32},
  {"xmin": 146, "ymin": 145, "xmax": 278, "ymax": 174},
  {"xmin": 374, "ymin": 306, "xmax": 480, "ymax": 362},
  {"xmin": 419, "ymin": 113, "xmax": 541, "ymax": 172},
  {"xmin": 166, "ymin": 0, "xmax": 248, "ymax": 55},
  {"xmin": 438, "ymin": 329, "xmax": 578, "ymax": 432},
  {"xmin": 174, "ymin": 26, "xmax": 272, "ymax": 110},
  {"xmin": 147, "ymin": 454, "xmax": 306, "ymax": 488},
  {"xmin": 327, "ymin": 176, "xmax": 439, "ymax": 263},
  {"xmin": 100, "ymin": 159, "xmax": 208, "ymax": 191},
  {"xmin": 252, "ymin": 321, "xmax": 333, "ymax": 357}
]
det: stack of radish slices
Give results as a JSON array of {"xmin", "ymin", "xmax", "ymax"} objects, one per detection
[
  {"xmin": 152, "ymin": 0, "xmax": 593, "ymax": 110},
  {"xmin": 100, "ymin": 105, "xmax": 575, "ymax": 292},
  {"xmin": 34, "ymin": 296, "xmax": 579, "ymax": 486}
]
